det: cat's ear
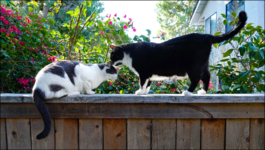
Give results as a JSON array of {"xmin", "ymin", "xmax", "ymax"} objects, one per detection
[{"xmin": 109, "ymin": 44, "xmax": 116, "ymax": 50}]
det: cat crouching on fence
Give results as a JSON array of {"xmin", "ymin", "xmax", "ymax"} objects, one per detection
[
  {"xmin": 109, "ymin": 11, "xmax": 247, "ymax": 96},
  {"xmin": 32, "ymin": 60, "xmax": 117, "ymax": 140}
]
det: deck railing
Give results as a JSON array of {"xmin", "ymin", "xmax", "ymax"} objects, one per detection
[{"xmin": 0, "ymin": 94, "xmax": 264, "ymax": 149}]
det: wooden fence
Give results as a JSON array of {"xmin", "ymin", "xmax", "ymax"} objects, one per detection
[{"xmin": 0, "ymin": 94, "xmax": 264, "ymax": 149}]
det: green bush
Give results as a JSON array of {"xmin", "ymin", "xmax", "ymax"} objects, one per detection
[{"xmin": 210, "ymin": 12, "xmax": 265, "ymax": 93}]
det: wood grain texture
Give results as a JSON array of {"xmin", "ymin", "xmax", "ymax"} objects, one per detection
[
  {"xmin": 250, "ymin": 118, "xmax": 264, "ymax": 150},
  {"xmin": 79, "ymin": 119, "xmax": 103, "ymax": 149},
  {"xmin": 152, "ymin": 119, "xmax": 176, "ymax": 149},
  {"xmin": 31, "ymin": 118, "xmax": 54, "ymax": 149},
  {"xmin": 127, "ymin": 119, "xmax": 150, "ymax": 149},
  {"xmin": 0, "ymin": 118, "xmax": 6, "ymax": 150},
  {"xmin": 226, "ymin": 119, "xmax": 250, "ymax": 150},
  {"xmin": 201, "ymin": 119, "xmax": 225, "ymax": 150},
  {"xmin": 1, "ymin": 93, "xmax": 264, "ymax": 103},
  {"xmin": 6, "ymin": 119, "xmax": 31, "ymax": 149},
  {"xmin": 103, "ymin": 119, "xmax": 126, "ymax": 150},
  {"xmin": 1, "ymin": 103, "xmax": 264, "ymax": 118},
  {"xmin": 176, "ymin": 119, "xmax": 200, "ymax": 150},
  {"xmin": 55, "ymin": 119, "xmax": 78, "ymax": 149}
]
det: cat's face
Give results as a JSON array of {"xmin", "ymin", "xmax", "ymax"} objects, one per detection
[
  {"xmin": 109, "ymin": 45, "xmax": 124, "ymax": 66},
  {"xmin": 99, "ymin": 63, "xmax": 118, "ymax": 80}
]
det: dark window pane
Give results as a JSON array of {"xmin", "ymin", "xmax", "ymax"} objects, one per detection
[
  {"xmin": 205, "ymin": 17, "xmax": 211, "ymax": 34},
  {"xmin": 210, "ymin": 13, "xmax": 217, "ymax": 35},
  {"xmin": 226, "ymin": 0, "xmax": 245, "ymax": 32}
]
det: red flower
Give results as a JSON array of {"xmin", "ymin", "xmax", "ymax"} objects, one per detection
[
  {"xmin": 25, "ymin": 17, "xmax": 31, "ymax": 24},
  {"xmin": 157, "ymin": 83, "xmax": 160, "ymax": 86},
  {"xmin": 0, "ymin": 28, "xmax": 6, "ymax": 32},
  {"xmin": 109, "ymin": 21, "xmax": 112, "ymax": 25},
  {"xmin": 16, "ymin": 16, "xmax": 22, "ymax": 20},
  {"xmin": 162, "ymin": 33, "xmax": 165, "ymax": 36},
  {"xmin": 3, "ymin": 20, "xmax": 9, "ymax": 25},
  {"xmin": 48, "ymin": 56, "xmax": 58, "ymax": 62},
  {"xmin": 19, "ymin": 77, "xmax": 30, "ymax": 86},
  {"xmin": 114, "ymin": 13, "xmax": 117, "ymax": 17},
  {"xmin": 29, "ymin": 12, "xmax": 32, "ymax": 15},
  {"xmin": 31, "ymin": 79, "xmax": 35, "ymax": 82},
  {"xmin": 31, "ymin": 58, "xmax": 36, "ymax": 63},
  {"xmin": 108, "ymin": 82, "xmax": 112, "ymax": 86},
  {"xmin": 99, "ymin": 31, "xmax": 104, "ymax": 34},
  {"xmin": 131, "ymin": 82, "xmax": 134, "ymax": 85},
  {"xmin": 19, "ymin": 41, "xmax": 25, "ymax": 46},
  {"xmin": 170, "ymin": 89, "xmax": 176, "ymax": 92},
  {"xmin": 0, "ymin": 16, "xmax": 5, "ymax": 21}
]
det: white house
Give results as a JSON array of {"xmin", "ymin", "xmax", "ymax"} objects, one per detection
[{"xmin": 189, "ymin": 0, "xmax": 265, "ymax": 90}]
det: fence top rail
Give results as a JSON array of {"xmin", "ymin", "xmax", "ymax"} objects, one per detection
[{"xmin": 0, "ymin": 93, "xmax": 264, "ymax": 104}]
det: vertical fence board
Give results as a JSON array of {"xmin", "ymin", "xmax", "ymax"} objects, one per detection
[
  {"xmin": 1, "ymin": 119, "xmax": 6, "ymax": 149},
  {"xmin": 201, "ymin": 119, "xmax": 225, "ymax": 150},
  {"xmin": 127, "ymin": 119, "xmax": 151, "ymax": 149},
  {"xmin": 176, "ymin": 119, "xmax": 200, "ymax": 150},
  {"xmin": 152, "ymin": 119, "xmax": 176, "ymax": 149},
  {"xmin": 6, "ymin": 119, "xmax": 31, "ymax": 149},
  {"xmin": 31, "ymin": 118, "xmax": 54, "ymax": 149},
  {"xmin": 55, "ymin": 119, "xmax": 78, "ymax": 149},
  {"xmin": 103, "ymin": 119, "xmax": 126, "ymax": 150},
  {"xmin": 79, "ymin": 119, "xmax": 103, "ymax": 149},
  {"xmin": 250, "ymin": 118, "xmax": 264, "ymax": 150},
  {"xmin": 226, "ymin": 119, "xmax": 250, "ymax": 150}
]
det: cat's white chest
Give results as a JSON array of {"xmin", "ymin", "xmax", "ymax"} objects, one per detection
[{"xmin": 122, "ymin": 53, "xmax": 139, "ymax": 76}]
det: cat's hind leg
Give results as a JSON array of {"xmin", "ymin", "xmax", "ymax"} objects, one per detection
[
  {"xmin": 198, "ymin": 68, "xmax": 210, "ymax": 95},
  {"xmin": 135, "ymin": 76, "xmax": 150, "ymax": 95},
  {"xmin": 183, "ymin": 69, "xmax": 201, "ymax": 96}
]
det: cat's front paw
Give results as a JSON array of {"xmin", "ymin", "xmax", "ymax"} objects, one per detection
[
  {"xmin": 197, "ymin": 89, "xmax": 206, "ymax": 95},
  {"xmin": 135, "ymin": 89, "xmax": 146, "ymax": 95},
  {"xmin": 182, "ymin": 91, "xmax": 193, "ymax": 96},
  {"xmin": 86, "ymin": 90, "xmax": 95, "ymax": 95}
]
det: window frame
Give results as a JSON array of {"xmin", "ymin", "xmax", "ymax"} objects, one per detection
[
  {"xmin": 205, "ymin": 12, "xmax": 217, "ymax": 35},
  {"xmin": 225, "ymin": 0, "xmax": 245, "ymax": 32}
]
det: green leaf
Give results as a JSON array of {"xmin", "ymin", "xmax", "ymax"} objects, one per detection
[
  {"xmin": 245, "ymin": 23, "xmax": 253, "ymax": 28},
  {"xmin": 229, "ymin": 21, "xmax": 235, "ymax": 26},
  {"xmin": 40, "ymin": 17, "xmax": 46, "ymax": 23},
  {"xmin": 258, "ymin": 50, "xmax": 264, "ymax": 59},
  {"xmin": 239, "ymin": 46, "xmax": 245, "ymax": 56},
  {"xmin": 221, "ymin": 13, "xmax": 226, "ymax": 18},
  {"xmin": 257, "ymin": 84, "xmax": 265, "ymax": 92},
  {"xmin": 214, "ymin": 32, "xmax": 222, "ymax": 36},
  {"xmin": 241, "ymin": 85, "xmax": 248, "ymax": 93},
  {"xmin": 222, "ymin": 85, "xmax": 229, "ymax": 91},
  {"xmin": 238, "ymin": 71, "xmax": 250, "ymax": 79},
  {"xmin": 213, "ymin": 43, "xmax": 218, "ymax": 48},
  {"xmin": 66, "ymin": 10, "xmax": 74, "ymax": 17},
  {"xmin": 232, "ymin": 84, "xmax": 241, "ymax": 90},
  {"xmin": 223, "ymin": 20, "xmax": 227, "ymax": 25},
  {"xmin": 220, "ymin": 58, "xmax": 229, "ymax": 62},
  {"xmin": 48, "ymin": 12, "xmax": 54, "ymax": 16},
  {"xmin": 49, "ymin": 19, "xmax": 55, "ymax": 26},
  {"xmin": 249, "ymin": 51, "xmax": 256, "ymax": 59},
  {"xmin": 231, "ymin": 12, "xmax": 237, "ymax": 17},
  {"xmin": 146, "ymin": 29, "xmax": 151, "ymax": 36},
  {"xmin": 249, "ymin": 46, "xmax": 259, "ymax": 51},
  {"xmin": 28, "ymin": 7, "xmax": 34, "ymax": 12},
  {"xmin": 223, "ymin": 49, "xmax": 234, "ymax": 57}
]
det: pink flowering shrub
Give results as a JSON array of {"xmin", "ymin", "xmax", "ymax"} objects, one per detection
[{"xmin": 0, "ymin": 3, "xmax": 57, "ymax": 93}]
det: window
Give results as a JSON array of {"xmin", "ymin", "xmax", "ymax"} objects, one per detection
[
  {"xmin": 205, "ymin": 12, "xmax": 217, "ymax": 35},
  {"xmin": 226, "ymin": 0, "xmax": 245, "ymax": 32}
]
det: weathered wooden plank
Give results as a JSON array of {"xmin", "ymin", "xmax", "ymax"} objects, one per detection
[
  {"xmin": 103, "ymin": 119, "xmax": 126, "ymax": 149},
  {"xmin": 6, "ymin": 119, "xmax": 31, "ymax": 149},
  {"xmin": 0, "ymin": 118, "xmax": 6, "ymax": 150},
  {"xmin": 176, "ymin": 119, "xmax": 200, "ymax": 150},
  {"xmin": 55, "ymin": 119, "xmax": 78, "ymax": 149},
  {"xmin": 79, "ymin": 119, "xmax": 103, "ymax": 149},
  {"xmin": 250, "ymin": 118, "xmax": 264, "ymax": 150},
  {"xmin": 31, "ymin": 118, "xmax": 54, "ymax": 149},
  {"xmin": 152, "ymin": 119, "xmax": 176, "ymax": 149},
  {"xmin": 1, "ymin": 93, "xmax": 264, "ymax": 103},
  {"xmin": 201, "ymin": 119, "xmax": 225, "ymax": 150},
  {"xmin": 226, "ymin": 119, "xmax": 250, "ymax": 150},
  {"xmin": 1, "ymin": 103, "xmax": 264, "ymax": 118},
  {"xmin": 127, "ymin": 119, "xmax": 151, "ymax": 149}
]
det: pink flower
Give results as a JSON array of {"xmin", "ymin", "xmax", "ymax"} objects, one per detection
[
  {"xmin": 48, "ymin": 56, "xmax": 58, "ymax": 62},
  {"xmin": 199, "ymin": 80, "xmax": 202, "ymax": 83},
  {"xmin": 19, "ymin": 77, "xmax": 30, "ymax": 86},
  {"xmin": 123, "ymin": 25, "xmax": 127, "ymax": 29},
  {"xmin": 132, "ymin": 27, "xmax": 136, "ymax": 32},
  {"xmin": 51, "ymin": 40, "xmax": 53, "ymax": 42},
  {"xmin": 0, "ymin": 16, "xmax": 5, "ymax": 21},
  {"xmin": 157, "ymin": 83, "xmax": 160, "ymax": 86},
  {"xmin": 16, "ymin": 16, "xmax": 22, "ymax": 20},
  {"xmin": 131, "ymin": 82, "xmax": 134, "ymax": 85},
  {"xmin": 31, "ymin": 58, "xmax": 36, "ymax": 63},
  {"xmin": 107, "ymin": 14, "xmax": 111, "ymax": 19},
  {"xmin": 41, "ymin": 51, "xmax": 45, "ymax": 54},
  {"xmin": 114, "ymin": 13, "xmax": 117, "ymax": 17},
  {"xmin": 100, "ymin": 31, "xmax": 104, "ymax": 34},
  {"xmin": 6, "ymin": 9, "xmax": 14, "ymax": 16},
  {"xmin": 209, "ymin": 82, "xmax": 213, "ymax": 89},
  {"xmin": 25, "ymin": 17, "xmax": 31, "ymax": 24},
  {"xmin": 0, "ymin": 28, "xmax": 6, "ymax": 32},
  {"xmin": 108, "ymin": 82, "xmax": 112, "ymax": 86},
  {"xmin": 170, "ymin": 89, "xmax": 176, "ymax": 92},
  {"xmin": 38, "ymin": 15, "xmax": 41, "ymax": 19},
  {"xmin": 116, "ymin": 68, "xmax": 119, "ymax": 71},
  {"xmin": 163, "ymin": 91, "xmax": 165, "ymax": 93},
  {"xmin": 11, "ymin": 26, "xmax": 17, "ymax": 32},
  {"xmin": 19, "ymin": 41, "xmax": 25, "ymax": 46},
  {"xmin": 162, "ymin": 33, "xmax": 165, "ymax": 36},
  {"xmin": 121, "ymin": 74, "xmax": 124, "ymax": 77},
  {"xmin": 8, "ymin": 28, "xmax": 13, "ymax": 32},
  {"xmin": 39, "ymin": 25, "xmax": 42, "ymax": 29},
  {"xmin": 123, "ymin": 14, "xmax": 126, "ymax": 18},
  {"xmin": 29, "ymin": 12, "xmax": 32, "ymax": 15},
  {"xmin": 109, "ymin": 21, "xmax": 112, "ymax": 25},
  {"xmin": 3, "ymin": 20, "xmax": 9, "ymax": 25},
  {"xmin": 128, "ymin": 22, "xmax": 130, "ymax": 24},
  {"xmin": 158, "ymin": 36, "xmax": 160, "ymax": 38},
  {"xmin": 6, "ymin": 33, "xmax": 9, "ymax": 37},
  {"xmin": 31, "ymin": 79, "xmax": 35, "ymax": 82},
  {"xmin": 23, "ymin": 23, "xmax": 27, "ymax": 27},
  {"xmin": 129, "ymin": 18, "xmax": 132, "ymax": 21}
]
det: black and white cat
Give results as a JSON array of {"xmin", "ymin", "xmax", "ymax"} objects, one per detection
[
  {"xmin": 32, "ymin": 60, "xmax": 117, "ymax": 139},
  {"xmin": 110, "ymin": 11, "xmax": 247, "ymax": 96}
]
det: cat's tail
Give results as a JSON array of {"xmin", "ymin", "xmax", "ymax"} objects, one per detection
[
  {"xmin": 33, "ymin": 88, "xmax": 51, "ymax": 140},
  {"xmin": 210, "ymin": 11, "xmax": 247, "ymax": 43}
]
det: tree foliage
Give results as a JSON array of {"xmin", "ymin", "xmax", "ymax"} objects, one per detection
[{"xmin": 155, "ymin": 1, "xmax": 204, "ymax": 39}]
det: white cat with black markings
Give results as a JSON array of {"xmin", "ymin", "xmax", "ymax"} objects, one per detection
[{"xmin": 32, "ymin": 60, "xmax": 117, "ymax": 140}]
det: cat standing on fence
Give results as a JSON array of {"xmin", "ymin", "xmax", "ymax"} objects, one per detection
[
  {"xmin": 109, "ymin": 11, "xmax": 247, "ymax": 96},
  {"xmin": 32, "ymin": 60, "xmax": 117, "ymax": 139}
]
